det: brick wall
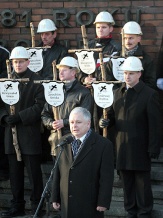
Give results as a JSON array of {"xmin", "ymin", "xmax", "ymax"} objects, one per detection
[{"xmin": 0, "ymin": 0, "xmax": 163, "ymax": 63}]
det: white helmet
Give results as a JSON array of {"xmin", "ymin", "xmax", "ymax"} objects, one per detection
[
  {"xmin": 56, "ymin": 56, "xmax": 80, "ymax": 73},
  {"xmin": 121, "ymin": 56, "xmax": 143, "ymax": 71},
  {"xmin": 157, "ymin": 78, "xmax": 163, "ymax": 90},
  {"xmin": 94, "ymin": 11, "xmax": 115, "ymax": 25},
  {"xmin": 37, "ymin": 19, "xmax": 57, "ymax": 33},
  {"xmin": 122, "ymin": 21, "xmax": 143, "ymax": 35},
  {"xmin": 10, "ymin": 46, "xmax": 29, "ymax": 59}
]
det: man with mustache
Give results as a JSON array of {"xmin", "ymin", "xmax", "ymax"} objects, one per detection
[
  {"xmin": 37, "ymin": 18, "xmax": 68, "ymax": 80},
  {"xmin": 120, "ymin": 21, "xmax": 156, "ymax": 89},
  {"xmin": 37, "ymin": 18, "xmax": 68, "ymax": 163}
]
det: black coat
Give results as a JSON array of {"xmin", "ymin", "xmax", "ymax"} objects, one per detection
[
  {"xmin": 0, "ymin": 68, "xmax": 45, "ymax": 154},
  {"xmin": 80, "ymin": 38, "xmax": 121, "ymax": 82},
  {"xmin": 41, "ymin": 79, "xmax": 94, "ymax": 155},
  {"xmin": 108, "ymin": 81, "xmax": 161, "ymax": 171},
  {"xmin": 118, "ymin": 44, "xmax": 156, "ymax": 89},
  {"xmin": 38, "ymin": 41, "xmax": 68, "ymax": 80},
  {"xmin": 51, "ymin": 130, "xmax": 114, "ymax": 218}
]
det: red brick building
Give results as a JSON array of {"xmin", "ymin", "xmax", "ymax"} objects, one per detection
[{"xmin": 0, "ymin": 0, "xmax": 162, "ymax": 59}]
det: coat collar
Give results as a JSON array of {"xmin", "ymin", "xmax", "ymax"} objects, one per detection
[
  {"xmin": 120, "ymin": 80, "xmax": 145, "ymax": 94},
  {"xmin": 64, "ymin": 129, "xmax": 96, "ymax": 166}
]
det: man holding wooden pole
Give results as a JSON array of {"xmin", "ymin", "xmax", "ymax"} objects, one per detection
[
  {"xmin": 80, "ymin": 11, "xmax": 121, "ymax": 85},
  {"xmin": 41, "ymin": 56, "xmax": 94, "ymax": 162},
  {"xmin": 0, "ymin": 46, "xmax": 45, "ymax": 217}
]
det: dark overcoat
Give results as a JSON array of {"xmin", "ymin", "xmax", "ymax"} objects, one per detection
[
  {"xmin": 108, "ymin": 81, "xmax": 161, "ymax": 171},
  {"xmin": 41, "ymin": 79, "xmax": 94, "ymax": 155},
  {"xmin": 117, "ymin": 44, "xmax": 156, "ymax": 89},
  {"xmin": 51, "ymin": 130, "xmax": 114, "ymax": 218},
  {"xmin": 0, "ymin": 68, "xmax": 45, "ymax": 154},
  {"xmin": 38, "ymin": 42, "xmax": 68, "ymax": 80}
]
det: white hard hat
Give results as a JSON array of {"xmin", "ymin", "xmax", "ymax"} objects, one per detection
[
  {"xmin": 37, "ymin": 19, "xmax": 57, "ymax": 33},
  {"xmin": 122, "ymin": 21, "xmax": 143, "ymax": 35},
  {"xmin": 10, "ymin": 46, "xmax": 29, "ymax": 59},
  {"xmin": 121, "ymin": 56, "xmax": 143, "ymax": 71},
  {"xmin": 56, "ymin": 56, "xmax": 80, "ymax": 73},
  {"xmin": 157, "ymin": 78, "xmax": 163, "ymax": 90},
  {"xmin": 93, "ymin": 11, "xmax": 115, "ymax": 25}
]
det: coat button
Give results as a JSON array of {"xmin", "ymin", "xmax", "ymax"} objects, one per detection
[
  {"xmin": 70, "ymin": 167, "xmax": 74, "ymax": 170},
  {"xmin": 69, "ymin": 195, "xmax": 72, "ymax": 198},
  {"xmin": 70, "ymin": 180, "xmax": 72, "ymax": 183}
]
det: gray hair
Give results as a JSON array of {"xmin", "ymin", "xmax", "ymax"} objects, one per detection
[{"xmin": 69, "ymin": 107, "xmax": 91, "ymax": 121}]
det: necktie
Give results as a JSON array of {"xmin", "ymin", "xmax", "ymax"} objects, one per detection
[{"xmin": 72, "ymin": 139, "xmax": 81, "ymax": 158}]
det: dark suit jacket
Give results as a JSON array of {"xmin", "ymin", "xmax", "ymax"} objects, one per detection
[
  {"xmin": 108, "ymin": 81, "xmax": 161, "ymax": 171},
  {"xmin": 51, "ymin": 130, "xmax": 114, "ymax": 218}
]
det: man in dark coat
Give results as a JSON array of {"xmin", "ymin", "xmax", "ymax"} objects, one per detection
[
  {"xmin": 99, "ymin": 57, "xmax": 161, "ymax": 218},
  {"xmin": 37, "ymin": 18, "xmax": 68, "ymax": 162},
  {"xmin": 118, "ymin": 21, "xmax": 156, "ymax": 89},
  {"xmin": 41, "ymin": 56, "xmax": 94, "ymax": 160},
  {"xmin": 80, "ymin": 11, "xmax": 121, "ymax": 86},
  {"xmin": 52, "ymin": 107, "xmax": 114, "ymax": 218},
  {"xmin": 0, "ymin": 46, "xmax": 45, "ymax": 217},
  {"xmin": 37, "ymin": 18, "xmax": 68, "ymax": 80}
]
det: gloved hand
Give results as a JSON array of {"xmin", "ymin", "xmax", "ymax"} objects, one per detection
[
  {"xmin": 99, "ymin": 118, "xmax": 110, "ymax": 128},
  {"xmin": 4, "ymin": 114, "xmax": 21, "ymax": 126},
  {"xmin": 149, "ymin": 152, "xmax": 160, "ymax": 159}
]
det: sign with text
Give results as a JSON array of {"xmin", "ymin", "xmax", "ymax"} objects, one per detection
[
  {"xmin": 42, "ymin": 81, "xmax": 64, "ymax": 107},
  {"xmin": 0, "ymin": 81, "xmax": 19, "ymax": 105},
  {"xmin": 92, "ymin": 82, "xmax": 113, "ymax": 109},
  {"xmin": 111, "ymin": 57, "xmax": 125, "ymax": 82},
  {"xmin": 26, "ymin": 48, "xmax": 43, "ymax": 72},
  {"xmin": 75, "ymin": 50, "xmax": 95, "ymax": 74}
]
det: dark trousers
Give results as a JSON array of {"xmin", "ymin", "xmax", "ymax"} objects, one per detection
[
  {"xmin": 8, "ymin": 154, "xmax": 43, "ymax": 210},
  {"xmin": 0, "ymin": 126, "xmax": 9, "ymax": 176},
  {"xmin": 120, "ymin": 170, "xmax": 153, "ymax": 218}
]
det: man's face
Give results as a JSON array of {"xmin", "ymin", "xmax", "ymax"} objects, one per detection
[
  {"xmin": 124, "ymin": 34, "xmax": 141, "ymax": 50},
  {"xmin": 69, "ymin": 112, "xmax": 90, "ymax": 138},
  {"xmin": 124, "ymin": 71, "xmax": 141, "ymax": 88},
  {"xmin": 96, "ymin": 23, "xmax": 113, "ymax": 38},
  {"xmin": 59, "ymin": 66, "xmax": 75, "ymax": 82},
  {"xmin": 12, "ymin": 59, "xmax": 29, "ymax": 73},
  {"xmin": 40, "ymin": 31, "xmax": 57, "ymax": 46}
]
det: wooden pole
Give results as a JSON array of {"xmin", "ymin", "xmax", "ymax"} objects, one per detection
[
  {"xmin": 81, "ymin": 25, "xmax": 88, "ymax": 49},
  {"xmin": 121, "ymin": 28, "xmax": 125, "ymax": 57},
  {"xmin": 99, "ymin": 53, "xmax": 108, "ymax": 138},
  {"xmin": 81, "ymin": 25, "xmax": 99, "ymax": 133},
  {"xmin": 68, "ymin": 48, "xmax": 102, "ymax": 53},
  {"xmin": 30, "ymin": 22, "xmax": 35, "ymax": 48},
  {"xmin": 6, "ymin": 60, "xmax": 22, "ymax": 161},
  {"xmin": 52, "ymin": 60, "xmax": 62, "ymax": 140}
]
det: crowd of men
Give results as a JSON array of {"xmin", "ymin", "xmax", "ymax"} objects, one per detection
[{"xmin": 0, "ymin": 10, "xmax": 162, "ymax": 218}]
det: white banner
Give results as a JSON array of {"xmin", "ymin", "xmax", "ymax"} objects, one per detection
[
  {"xmin": 0, "ymin": 81, "xmax": 19, "ymax": 105},
  {"xmin": 111, "ymin": 57, "xmax": 125, "ymax": 82},
  {"xmin": 42, "ymin": 81, "xmax": 64, "ymax": 107},
  {"xmin": 75, "ymin": 50, "xmax": 95, "ymax": 74},
  {"xmin": 92, "ymin": 82, "xmax": 113, "ymax": 109},
  {"xmin": 26, "ymin": 48, "xmax": 43, "ymax": 72}
]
